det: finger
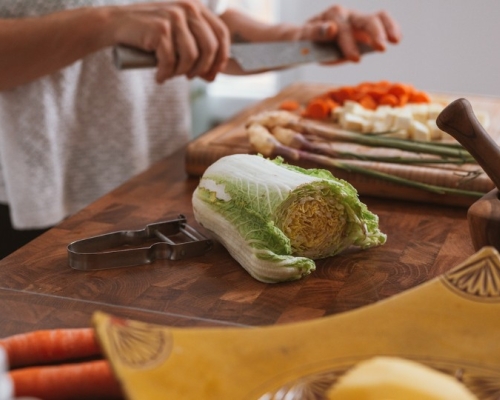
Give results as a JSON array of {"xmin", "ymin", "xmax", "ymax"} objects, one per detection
[
  {"xmin": 377, "ymin": 10, "xmax": 402, "ymax": 43},
  {"xmin": 299, "ymin": 21, "xmax": 338, "ymax": 42},
  {"xmin": 166, "ymin": 7, "xmax": 200, "ymax": 77},
  {"xmin": 182, "ymin": 7, "xmax": 219, "ymax": 78},
  {"xmin": 154, "ymin": 21, "xmax": 177, "ymax": 83},
  {"xmin": 335, "ymin": 16, "xmax": 361, "ymax": 61},
  {"xmin": 349, "ymin": 12, "xmax": 388, "ymax": 51},
  {"xmin": 198, "ymin": 8, "xmax": 230, "ymax": 81}
]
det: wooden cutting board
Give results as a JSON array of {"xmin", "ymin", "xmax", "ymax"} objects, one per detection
[{"xmin": 185, "ymin": 83, "xmax": 500, "ymax": 208}]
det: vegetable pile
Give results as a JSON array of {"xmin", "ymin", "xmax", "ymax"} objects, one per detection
[
  {"xmin": 192, "ymin": 154, "xmax": 386, "ymax": 283},
  {"xmin": 280, "ymin": 81, "xmax": 490, "ymax": 142},
  {"xmin": 296, "ymin": 80, "xmax": 432, "ymax": 120},
  {"xmin": 246, "ymin": 77, "xmax": 495, "ymax": 199},
  {"xmin": 245, "ymin": 110, "xmax": 487, "ymax": 198}
]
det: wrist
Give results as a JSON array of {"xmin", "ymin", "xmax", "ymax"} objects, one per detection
[{"xmin": 72, "ymin": 6, "xmax": 121, "ymax": 51}]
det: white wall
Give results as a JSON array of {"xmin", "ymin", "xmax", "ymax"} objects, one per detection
[{"xmin": 278, "ymin": 0, "xmax": 500, "ymax": 97}]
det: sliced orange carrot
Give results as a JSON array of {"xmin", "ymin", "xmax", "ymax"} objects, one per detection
[
  {"xmin": 0, "ymin": 328, "xmax": 101, "ymax": 368},
  {"xmin": 398, "ymin": 93, "xmax": 410, "ymax": 107},
  {"xmin": 409, "ymin": 91, "xmax": 432, "ymax": 103},
  {"xmin": 10, "ymin": 359, "xmax": 122, "ymax": 400},
  {"xmin": 358, "ymin": 95, "xmax": 378, "ymax": 110},
  {"xmin": 278, "ymin": 100, "xmax": 301, "ymax": 112},
  {"xmin": 388, "ymin": 82, "xmax": 413, "ymax": 97},
  {"xmin": 302, "ymin": 98, "xmax": 338, "ymax": 119},
  {"xmin": 379, "ymin": 93, "xmax": 399, "ymax": 107},
  {"xmin": 336, "ymin": 86, "xmax": 358, "ymax": 102},
  {"xmin": 365, "ymin": 87, "xmax": 387, "ymax": 102}
]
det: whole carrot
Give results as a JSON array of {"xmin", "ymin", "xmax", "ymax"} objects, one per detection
[
  {"xmin": 0, "ymin": 328, "xmax": 101, "ymax": 368},
  {"xmin": 9, "ymin": 359, "xmax": 123, "ymax": 400}
]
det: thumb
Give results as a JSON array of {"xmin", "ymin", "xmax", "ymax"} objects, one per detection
[{"xmin": 300, "ymin": 21, "xmax": 338, "ymax": 42}]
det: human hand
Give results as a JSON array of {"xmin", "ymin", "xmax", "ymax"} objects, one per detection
[
  {"xmin": 107, "ymin": 1, "xmax": 230, "ymax": 82},
  {"xmin": 297, "ymin": 5, "xmax": 402, "ymax": 62}
]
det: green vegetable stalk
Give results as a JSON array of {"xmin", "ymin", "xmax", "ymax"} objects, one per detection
[{"xmin": 192, "ymin": 154, "xmax": 386, "ymax": 283}]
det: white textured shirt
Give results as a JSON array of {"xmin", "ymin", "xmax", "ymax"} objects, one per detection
[{"xmin": 0, "ymin": 0, "xmax": 226, "ymax": 229}]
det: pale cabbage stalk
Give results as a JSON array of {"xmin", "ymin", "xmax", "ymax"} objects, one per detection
[{"xmin": 192, "ymin": 154, "xmax": 386, "ymax": 283}]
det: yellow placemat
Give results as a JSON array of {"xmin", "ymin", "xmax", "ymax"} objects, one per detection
[{"xmin": 93, "ymin": 246, "xmax": 500, "ymax": 399}]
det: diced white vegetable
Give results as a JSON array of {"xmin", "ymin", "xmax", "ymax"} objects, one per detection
[
  {"xmin": 408, "ymin": 103, "xmax": 429, "ymax": 123},
  {"xmin": 390, "ymin": 108, "xmax": 413, "ymax": 131},
  {"xmin": 343, "ymin": 100, "xmax": 365, "ymax": 114},
  {"xmin": 428, "ymin": 103, "xmax": 444, "ymax": 119},
  {"xmin": 409, "ymin": 120, "xmax": 431, "ymax": 141},
  {"xmin": 370, "ymin": 107, "xmax": 394, "ymax": 130},
  {"xmin": 332, "ymin": 106, "xmax": 344, "ymax": 122},
  {"xmin": 426, "ymin": 119, "xmax": 444, "ymax": 140},
  {"xmin": 329, "ymin": 98, "xmax": 489, "ymax": 144},
  {"xmin": 475, "ymin": 110, "xmax": 490, "ymax": 129},
  {"xmin": 340, "ymin": 112, "xmax": 369, "ymax": 131}
]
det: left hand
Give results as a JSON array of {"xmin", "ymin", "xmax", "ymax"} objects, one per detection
[{"xmin": 297, "ymin": 5, "xmax": 402, "ymax": 62}]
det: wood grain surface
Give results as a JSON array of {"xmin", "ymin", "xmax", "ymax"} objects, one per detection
[
  {"xmin": 0, "ymin": 146, "xmax": 475, "ymax": 337},
  {"xmin": 186, "ymin": 83, "xmax": 500, "ymax": 207}
]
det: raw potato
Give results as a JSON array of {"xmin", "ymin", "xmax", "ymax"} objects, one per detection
[{"xmin": 326, "ymin": 356, "xmax": 477, "ymax": 400}]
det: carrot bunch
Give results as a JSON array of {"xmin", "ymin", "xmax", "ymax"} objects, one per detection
[
  {"xmin": 0, "ymin": 328, "xmax": 123, "ymax": 400},
  {"xmin": 279, "ymin": 80, "xmax": 432, "ymax": 120}
]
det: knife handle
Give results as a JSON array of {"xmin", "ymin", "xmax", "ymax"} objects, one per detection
[
  {"xmin": 436, "ymin": 98, "xmax": 500, "ymax": 190},
  {"xmin": 113, "ymin": 45, "xmax": 157, "ymax": 69}
]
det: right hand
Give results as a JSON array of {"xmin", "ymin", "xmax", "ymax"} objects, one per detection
[
  {"xmin": 106, "ymin": 1, "xmax": 230, "ymax": 83},
  {"xmin": 298, "ymin": 5, "xmax": 402, "ymax": 63}
]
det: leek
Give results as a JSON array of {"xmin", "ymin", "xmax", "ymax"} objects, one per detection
[{"xmin": 192, "ymin": 154, "xmax": 386, "ymax": 283}]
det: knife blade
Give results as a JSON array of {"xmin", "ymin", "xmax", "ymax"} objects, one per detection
[
  {"xmin": 112, "ymin": 41, "xmax": 374, "ymax": 72},
  {"xmin": 230, "ymin": 40, "xmax": 374, "ymax": 71}
]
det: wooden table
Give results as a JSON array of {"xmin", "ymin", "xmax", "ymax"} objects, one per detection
[{"xmin": 0, "ymin": 144, "xmax": 475, "ymax": 337}]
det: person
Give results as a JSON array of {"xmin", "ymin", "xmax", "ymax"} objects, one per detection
[{"xmin": 0, "ymin": 1, "xmax": 401, "ymax": 259}]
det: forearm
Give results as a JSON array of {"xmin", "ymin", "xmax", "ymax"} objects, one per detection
[{"xmin": 0, "ymin": 8, "xmax": 114, "ymax": 91}]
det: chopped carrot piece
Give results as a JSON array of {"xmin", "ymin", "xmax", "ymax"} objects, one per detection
[
  {"xmin": 302, "ymin": 98, "xmax": 338, "ymax": 119},
  {"xmin": 337, "ymin": 86, "xmax": 358, "ymax": 102},
  {"xmin": 358, "ymin": 95, "xmax": 378, "ymax": 110},
  {"xmin": 379, "ymin": 93, "xmax": 399, "ymax": 107},
  {"xmin": 366, "ymin": 87, "xmax": 387, "ymax": 102},
  {"xmin": 409, "ymin": 91, "xmax": 432, "ymax": 103},
  {"xmin": 278, "ymin": 100, "xmax": 301, "ymax": 112},
  {"xmin": 356, "ymin": 82, "xmax": 375, "ymax": 93},
  {"xmin": 388, "ymin": 82, "xmax": 413, "ymax": 97},
  {"xmin": 398, "ymin": 93, "xmax": 410, "ymax": 107}
]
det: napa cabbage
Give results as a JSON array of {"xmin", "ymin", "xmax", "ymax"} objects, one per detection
[{"xmin": 192, "ymin": 154, "xmax": 386, "ymax": 283}]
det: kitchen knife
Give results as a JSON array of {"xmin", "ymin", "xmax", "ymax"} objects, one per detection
[{"xmin": 113, "ymin": 41, "xmax": 374, "ymax": 72}]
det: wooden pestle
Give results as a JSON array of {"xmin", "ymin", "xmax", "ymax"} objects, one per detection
[
  {"xmin": 436, "ymin": 98, "xmax": 500, "ymax": 190},
  {"xmin": 437, "ymin": 98, "xmax": 500, "ymax": 251}
]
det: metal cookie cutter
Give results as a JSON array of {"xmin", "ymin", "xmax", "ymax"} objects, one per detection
[{"xmin": 68, "ymin": 215, "xmax": 212, "ymax": 271}]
